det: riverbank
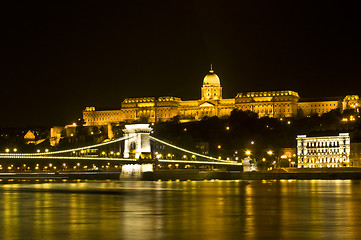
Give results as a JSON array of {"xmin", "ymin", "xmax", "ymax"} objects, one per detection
[
  {"xmin": 144, "ymin": 168, "xmax": 361, "ymax": 181},
  {"xmin": 2, "ymin": 168, "xmax": 361, "ymax": 182},
  {"xmin": 0, "ymin": 172, "xmax": 121, "ymax": 183}
]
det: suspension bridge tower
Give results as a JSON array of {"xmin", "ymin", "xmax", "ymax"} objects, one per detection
[
  {"xmin": 121, "ymin": 124, "xmax": 153, "ymax": 180},
  {"xmin": 123, "ymin": 124, "xmax": 152, "ymax": 159}
]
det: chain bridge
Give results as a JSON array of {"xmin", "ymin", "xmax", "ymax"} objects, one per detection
[{"xmin": 0, "ymin": 124, "xmax": 242, "ymax": 178}]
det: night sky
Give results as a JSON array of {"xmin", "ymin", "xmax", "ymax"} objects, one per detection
[{"xmin": 1, "ymin": 1, "xmax": 360, "ymax": 127}]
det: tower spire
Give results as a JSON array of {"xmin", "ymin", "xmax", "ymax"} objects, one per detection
[{"xmin": 209, "ymin": 64, "xmax": 214, "ymax": 73}]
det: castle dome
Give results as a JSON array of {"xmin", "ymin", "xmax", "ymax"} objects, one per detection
[{"xmin": 203, "ymin": 65, "xmax": 220, "ymax": 86}]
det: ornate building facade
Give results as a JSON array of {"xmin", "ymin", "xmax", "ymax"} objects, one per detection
[
  {"xmin": 297, "ymin": 133, "xmax": 351, "ymax": 168},
  {"xmin": 83, "ymin": 66, "xmax": 360, "ymax": 126}
]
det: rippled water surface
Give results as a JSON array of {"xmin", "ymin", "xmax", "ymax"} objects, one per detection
[{"xmin": 1, "ymin": 180, "xmax": 361, "ymax": 240}]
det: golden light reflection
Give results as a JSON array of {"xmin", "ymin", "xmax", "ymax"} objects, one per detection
[{"xmin": 0, "ymin": 181, "xmax": 360, "ymax": 239}]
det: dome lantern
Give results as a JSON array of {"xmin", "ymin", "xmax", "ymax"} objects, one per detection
[{"xmin": 203, "ymin": 65, "xmax": 220, "ymax": 87}]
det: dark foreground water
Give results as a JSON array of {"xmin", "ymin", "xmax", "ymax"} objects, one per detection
[{"xmin": 1, "ymin": 180, "xmax": 361, "ymax": 240}]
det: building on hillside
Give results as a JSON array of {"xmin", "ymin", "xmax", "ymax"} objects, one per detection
[
  {"xmin": 297, "ymin": 97, "xmax": 343, "ymax": 117},
  {"xmin": 82, "ymin": 66, "xmax": 360, "ymax": 126},
  {"xmin": 50, "ymin": 126, "xmax": 64, "ymax": 146},
  {"xmin": 24, "ymin": 130, "xmax": 36, "ymax": 144},
  {"xmin": 235, "ymin": 91, "xmax": 300, "ymax": 118},
  {"xmin": 297, "ymin": 133, "xmax": 351, "ymax": 168},
  {"xmin": 343, "ymin": 95, "xmax": 360, "ymax": 112}
]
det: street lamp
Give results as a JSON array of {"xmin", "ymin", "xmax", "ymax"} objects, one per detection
[{"xmin": 267, "ymin": 150, "xmax": 275, "ymax": 169}]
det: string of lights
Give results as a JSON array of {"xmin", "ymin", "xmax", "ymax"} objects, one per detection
[
  {"xmin": 0, "ymin": 136, "xmax": 133, "ymax": 156},
  {"xmin": 0, "ymin": 155, "xmax": 137, "ymax": 161},
  {"xmin": 0, "ymin": 155, "xmax": 239, "ymax": 166},
  {"xmin": 149, "ymin": 136, "xmax": 236, "ymax": 163},
  {"xmin": 0, "ymin": 135, "xmax": 240, "ymax": 166},
  {"xmin": 158, "ymin": 159, "xmax": 242, "ymax": 166}
]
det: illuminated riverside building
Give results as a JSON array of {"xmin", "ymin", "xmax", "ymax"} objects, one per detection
[
  {"xmin": 83, "ymin": 66, "xmax": 360, "ymax": 126},
  {"xmin": 297, "ymin": 133, "xmax": 350, "ymax": 168}
]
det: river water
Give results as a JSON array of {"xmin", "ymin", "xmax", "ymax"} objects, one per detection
[{"xmin": 1, "ymin": 180, "xmax": 361, "ymax": 240}]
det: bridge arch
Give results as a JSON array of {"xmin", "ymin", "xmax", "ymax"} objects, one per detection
[{"xmin": 123, "ymin": 124, "xmax": 152, "ymax": 159}]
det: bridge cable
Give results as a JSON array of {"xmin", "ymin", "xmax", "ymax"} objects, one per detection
[
  {"xmin": 149, "ymin": 136, "xmax": 236, "ymax": 163},
  {"xmin": 0, "ymin": 136, "xmax": 133, "ymax": 156}
]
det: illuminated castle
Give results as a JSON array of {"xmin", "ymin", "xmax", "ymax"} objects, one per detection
[{"xmin": 83, "ymin": 66, "xmax": 360, "ymax": 126}]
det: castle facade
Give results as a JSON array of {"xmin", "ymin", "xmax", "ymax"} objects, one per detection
[{"xmin": 83, "ymin": 66, "xmax": 360, "ymax": 126}]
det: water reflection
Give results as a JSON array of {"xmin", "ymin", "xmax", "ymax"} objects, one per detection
[{"xmin": 0, "ymin": 180, "xmax": 361, "ymax": 240}]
